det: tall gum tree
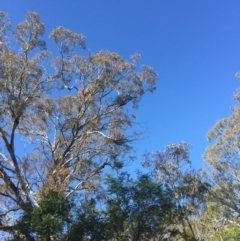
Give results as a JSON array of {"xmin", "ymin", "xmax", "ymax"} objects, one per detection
[
  {"xmin": 0, "ymin": 12, "xmax": 157, "ymax": 237},
  {"xmin": 204, "ymin": 74, "xmax": 240, "ymax": 229},
  {"xmin": 143, "ymin": 142, "xmax": 210, "ymax": 241}
]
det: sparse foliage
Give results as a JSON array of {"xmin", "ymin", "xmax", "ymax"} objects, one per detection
[
  {"xmin": 204, "ymin": 80, "xmax": 240, "ymax": 229},
  {"xmin": 143, "ymin": 142, "xmax": 210, "ymax": 241},
  {"xmin": 0, "ymin": 11, "xmax": 157, "ymax": 239}
]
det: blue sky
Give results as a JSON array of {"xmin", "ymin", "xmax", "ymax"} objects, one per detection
[{"xmin": 1, "ymin": 0, "xmax": 240, "ymax": 170}]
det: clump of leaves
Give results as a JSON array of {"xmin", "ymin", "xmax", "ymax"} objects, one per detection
[{"xmin": 12, "ymin": 191, "xmax": 73, "ymax": 241}]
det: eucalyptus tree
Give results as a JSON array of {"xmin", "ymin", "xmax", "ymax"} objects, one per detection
[
  {"xmin": 143, "ymin": 142, "xmax": 210, "ymax": 241},
  {"xmin": 204, "ymin": 76, "xmax": 240, "ymax": 230},
  {"xmin": 0, "ymin": 11, "xmax": 157, "ymax": 239}
]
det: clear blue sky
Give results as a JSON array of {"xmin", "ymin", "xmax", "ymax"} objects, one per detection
[{"xmin": 1, "ymin": 0, "xmax": 240, "ymax": 170}]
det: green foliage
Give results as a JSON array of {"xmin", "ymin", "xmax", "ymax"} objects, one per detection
[
  {"xmin": 219, "ymin": 226, "xmax": 240, "ymax": 241},
  {"xmin": 67, "ymin": 201, "xmax": 106, "ymax": 241},
  {"xmin": 60, "ymin": 172, "xmax": 179, "ymax": 241},
  {"xmin": 11, "ymin": 191, "xmax": 73, "ymax": 241},
  {"xmin": 103, "ymin": 172, "xmax": 177, "ymax": 240},
  {"xmin": 8, "ymin": 174, "xmax": 179, "ymax": 241},
  {"xmin": 205, "ymin": 225, "xmax": 240, "ymax": 241}
]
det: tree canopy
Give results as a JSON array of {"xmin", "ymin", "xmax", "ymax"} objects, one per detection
[
  {"xmin": 0, "ymin": 10, "xmax": 240, "ymax": 241},
  {"xmin": 0, "ymin": 11, "xmax": 158, "ymax": 239}
]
